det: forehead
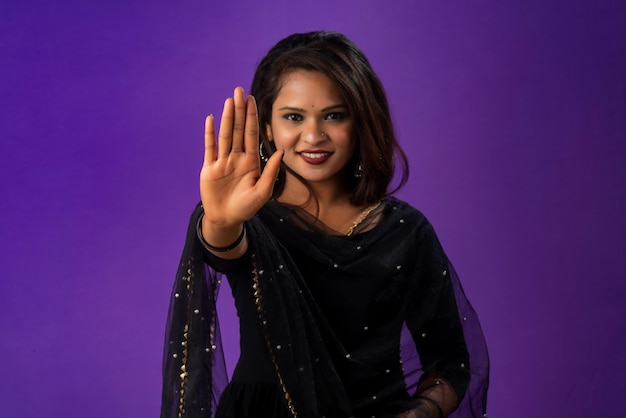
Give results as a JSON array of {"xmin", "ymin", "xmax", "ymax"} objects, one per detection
[{"xmin": 274, "ymin": 70, "xmax": 344, "ymax": 106}]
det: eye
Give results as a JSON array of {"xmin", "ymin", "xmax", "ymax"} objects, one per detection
[
  {"xmin": 283, "ymin": 113, "xmax": 303, "ymax": 122},
  {"xmin": 324, "ymin": 112, "xmax": 346, "ymax": 121}
]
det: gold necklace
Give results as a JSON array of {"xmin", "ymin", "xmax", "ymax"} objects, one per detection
[{"xmin": 346, "ymin": 201, "xmax": 382, "ymax": 236}]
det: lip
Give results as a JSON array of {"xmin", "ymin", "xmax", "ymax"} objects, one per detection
[{"xmin": 298, "ymin": 150, "xmax": 333, "ymax": 165}]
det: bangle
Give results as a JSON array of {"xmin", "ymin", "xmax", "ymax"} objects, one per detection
[
  {"xmin": 414, "ymin": 395, "xmax": 444, "ymax": 418},
  {"xmin": 196, "ymin": 213, "xmax": 246, "ymax": 253}
]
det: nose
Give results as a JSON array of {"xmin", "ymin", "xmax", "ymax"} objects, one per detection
[{"xmin": 301, "ymin": 119, "xmax": 326, "ymax": 144}]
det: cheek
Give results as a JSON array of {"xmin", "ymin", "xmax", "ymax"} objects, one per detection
[
  {"xmin": 272, "ymin": 130, "xmax": 298, "ymax": 150},
  {"xmin": 341, "ymin": 126, "xmax": 357, "ymax": 151}
]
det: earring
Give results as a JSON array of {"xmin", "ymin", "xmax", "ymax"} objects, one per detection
[
  {"xmin": 354, "ymin": 160, "xmax": 363, "ymax": 178},
  {"xmin": 259, "ymin": 143, "xmax": 268, "ymax": 162}
]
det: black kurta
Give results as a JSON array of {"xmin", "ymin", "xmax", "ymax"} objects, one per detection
[{"xmin": 161, "ymin": 198, "xmax": 489, "ymax": 418}]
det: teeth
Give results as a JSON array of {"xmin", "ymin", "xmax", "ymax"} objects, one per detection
[{"xmin": 302, "ymin": 152, "xmax": 329, "ymax": 159}]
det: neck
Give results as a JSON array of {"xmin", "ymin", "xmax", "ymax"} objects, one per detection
[{"xmin": 278, "ymin": 174, "xmax": 352, "ymax": 212}]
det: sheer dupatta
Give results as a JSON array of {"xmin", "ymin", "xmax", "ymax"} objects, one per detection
[
  {"xmin": 160, "ymin": 203, "xmax": 351, "ymax": 418},
  {"xmin": 160, "ymin": 204, "xmax": 228, "ymax": 417}
]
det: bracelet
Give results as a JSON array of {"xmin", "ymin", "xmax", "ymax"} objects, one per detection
[
  {"xmin": 414, "ymin": 395, "xmax": 444, "ymax": 418},
  {"xmin": 196, "ymin": 213, "xmax": 246, "ymax": 253}
]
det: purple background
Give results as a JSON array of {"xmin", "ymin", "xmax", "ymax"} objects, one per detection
[{"xmin": 2, "ymin": 1, "xmax": 625, "ymax": 416}]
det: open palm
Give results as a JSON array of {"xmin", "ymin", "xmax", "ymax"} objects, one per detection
[{"xmin": 200, "ymin": 87, "xmax": 282, "ymax": 227}]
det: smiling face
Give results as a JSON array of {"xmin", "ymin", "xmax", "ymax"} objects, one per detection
[{"xmin": 267, "ymin": 70, "xmax": 356, "ymax": 198}]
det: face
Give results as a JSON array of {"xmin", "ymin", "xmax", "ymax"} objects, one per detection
[{"xmin": 267, "ymin": 70, "xmax": 356, "ymax": 194}]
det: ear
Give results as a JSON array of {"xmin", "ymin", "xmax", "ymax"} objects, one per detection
[{"xmin": 265, "ymin": 124, "xmax": 273, "ymax": 142}]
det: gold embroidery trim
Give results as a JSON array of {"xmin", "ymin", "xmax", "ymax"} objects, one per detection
[
  {"xmin": 177, "ymin": 260, "xmax": 193, "ymax": 417},
  {"xmin": 252, "ymin": 263, "xmax": 298, "ymax": 418}
]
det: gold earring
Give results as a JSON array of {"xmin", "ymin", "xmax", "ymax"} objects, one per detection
[{"xmin": 354, "ymin": 160, "xmax": 363, "ymax": 178}]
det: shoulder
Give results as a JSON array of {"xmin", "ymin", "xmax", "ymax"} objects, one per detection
[
  {"xmin": 384, "ymin": 197, "xmax": 430, "ymax": 228},
  {"xmin": 383, "ymin": 197, "xmax": 443, "ymax": 247}
]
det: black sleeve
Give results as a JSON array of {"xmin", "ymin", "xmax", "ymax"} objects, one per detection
[{"xmin": 404, "ymin": 220, "xmax": 470, "ymax": 401}]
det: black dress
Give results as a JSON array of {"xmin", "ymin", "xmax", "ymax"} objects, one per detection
[{"xmin": 161, "ymin": 198, "xmax": 489, "ymax": 418}]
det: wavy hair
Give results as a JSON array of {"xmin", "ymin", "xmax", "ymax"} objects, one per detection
[{"xmin": 251, "ymin": 31, "xmax": 409, "ymax": 206}]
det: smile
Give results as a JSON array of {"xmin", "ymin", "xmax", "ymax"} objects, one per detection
[{"xmin": 299, "ymin": 151, "xmax": 333, "ymax": 165}]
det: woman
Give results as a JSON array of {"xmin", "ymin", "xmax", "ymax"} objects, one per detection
[{"xmin": 161, "ymin": 31, "xmax": 489, "ymax": 418}]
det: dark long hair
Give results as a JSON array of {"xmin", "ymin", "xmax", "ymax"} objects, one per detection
[{"xmin": 251, "ymin": 31, "xmax": 409, "ymax": 206}]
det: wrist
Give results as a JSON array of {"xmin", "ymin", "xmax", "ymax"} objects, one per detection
[
  {"xmin": 412, "ymin": 396, "xmax": 444, "ymax": 418},
  {"xmin": 197, "ymin": 213, "xmax": 245, "ymax": 253}
]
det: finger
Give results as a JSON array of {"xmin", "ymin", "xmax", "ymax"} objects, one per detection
[
  {"xmin": 254, "ymin": 149, "xmax": 283, "ymax": 199},
  {"xmin": 244, "ymin": 95, "xmax": 259, "ymax": 156},
  {"xmin": 203, "ymin": 114, "xmax": 216, "ymax": 165},
  {"xmin": 218, "ymin": 97, "xmax": 234, "ymax": 158},
  {"xmin": 231, "ymin": 87, "xmax": 246, "ymax": 152}
]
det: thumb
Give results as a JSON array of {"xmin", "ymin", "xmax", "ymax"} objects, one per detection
[{"xmin": 255, "ymin": 149, "xmax": 284, "ymax": 197}]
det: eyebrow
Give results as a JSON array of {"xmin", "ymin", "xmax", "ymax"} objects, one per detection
[{"xmin": 277, "ymin": 104, "xmax": 347, "ymax": 112}]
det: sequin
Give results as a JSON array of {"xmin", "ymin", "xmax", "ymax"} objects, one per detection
[
  {"xmin": 443, "ymin": 269, "xmax": 448, "ymax": 276},
  {"xmin": 421, "ymin": 333, "xmax": 427, "ymax": 338},
  {"xmin": 356, "ymin": 245, "xmax": 362, "ymax": 250},
  {"xmin": 173, "ymin": 353, "xmax": 178, "ymax": 358},
  {"xmin": 194, "ymin": 309, "xmax": 200, "ymax": 314},
  {"xmin": 461, "ymin": 363, "xmax": 465, "ymax": 368},
  {"xmin": 399, "ymin": 219, "xmax": 405, "ymax": 223},
  {"xmin": 372, "ymin": 395, "xmax": 377, "ymax": 400},
  {"xmin": 345, "ymin": 354, "xmax": 351, "ymax": 359},
  {"xmin": 396, "ymin": 265, "xmax": 402, "ymax": 270},
  {"xmin": 276, "ymin": 345, "xmax": 282, "ymax": 350},
  {"xmin": 333, "ymin": 263, "xmax": 339, "ymax": 268},
  {"xmin": 385, "ymin": 369, "xmax": 390, "ymax": 373},
  {"xmin": 363, "ymin": 326, "xmax": 369, "ymax": 331},
  {"xmin": 174, "ymin": 293, "xmax": 180, "ymax": 298}
]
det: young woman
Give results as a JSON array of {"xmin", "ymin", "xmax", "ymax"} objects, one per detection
[{"xmin": 161, "ymin": 31, "xmax": 489, "ymax": 418}]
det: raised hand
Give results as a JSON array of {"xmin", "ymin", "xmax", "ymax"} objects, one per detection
[{"xmin": 199, "ymin": 87, "xmax": 282, "ymax": 252}]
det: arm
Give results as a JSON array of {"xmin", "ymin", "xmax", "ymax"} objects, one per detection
[
  {"xmin": 399, "ymin": 223, "xmax": 470, "ymax": 417},
  {"xmin": 198, "ymin": 87, "xmax": 283, "ymax": 259}
]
